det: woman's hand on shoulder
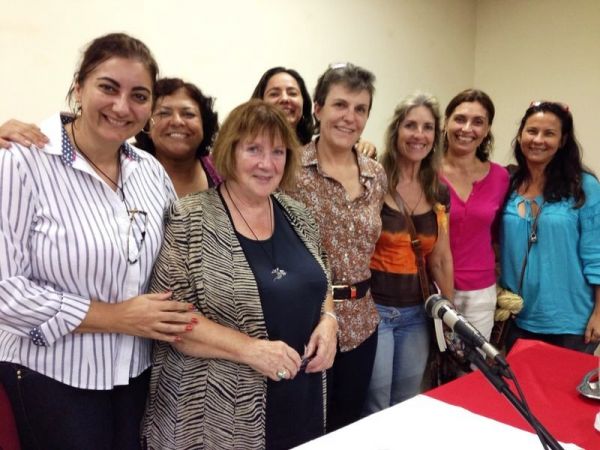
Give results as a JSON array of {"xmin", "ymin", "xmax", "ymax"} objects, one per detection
[
  {"xmin": 303, "ymin": 312, "xmax": 338, "ymax": 373},
  {"xmin": 354, "ymin": 138, "xmax": 377, "ymax": 159},
  {"xmin": 243, "ymin": 339, "xmax": 302, "ymax": 381},
  {"xmin": 0, "ymin": 119, "xmax": 48, "ymax": 149}
]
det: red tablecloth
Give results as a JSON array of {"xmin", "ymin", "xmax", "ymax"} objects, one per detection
[{"xmin": 427, "ymin": 339, "xmax": 600, "ymax": 449}]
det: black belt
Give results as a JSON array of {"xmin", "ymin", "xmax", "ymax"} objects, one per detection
[{"xmin": 332, "ymin": 278, "xmax": 371, "ymax": 300}]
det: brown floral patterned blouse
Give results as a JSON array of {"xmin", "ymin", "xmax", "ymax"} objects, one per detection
[{"xmin": 287, "ymin": 140, "xmax": 387, "ymax": 351}]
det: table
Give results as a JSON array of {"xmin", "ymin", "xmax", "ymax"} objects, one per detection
[
  {"xmin": 295, "ymin": 394, "xmax": 581, "ymax": 449},
  {"xmin": 297, "ymin": 339, "xmax": 596, "ymax": 449},
  {"xmin": 427, "ymin": 339, "xmax": 600, "ymax": 449}
]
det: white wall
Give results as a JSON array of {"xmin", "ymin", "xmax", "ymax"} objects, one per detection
[
  {"xmin": 0, "ymin": 0, "xmax": 475, "ymax": 151},
  {"xmin": 475, "ymin": 0, "xmax": 600, "ymax": 171},
  {"xmin": 5, "ymin": 0, "xmax": 596, "ymax": 171}
]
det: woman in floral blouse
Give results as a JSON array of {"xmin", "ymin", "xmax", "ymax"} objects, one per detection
[{"xmin": 287, "ymin": 63, "xmax": 387, "ymax": 431}]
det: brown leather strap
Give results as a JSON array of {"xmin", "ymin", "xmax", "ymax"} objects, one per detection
[
  {"xmin": 394, "ymin": 193, "xmax": 430, "ymax": 301},
  {"xmin": 332, "ymin": 278, "xmax": 371, "ymax": 300}
]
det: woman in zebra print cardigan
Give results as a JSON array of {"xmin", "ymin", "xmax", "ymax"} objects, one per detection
[{"xmin": 142, "ymin": 100, "xmax": 338, "ymax": 450}]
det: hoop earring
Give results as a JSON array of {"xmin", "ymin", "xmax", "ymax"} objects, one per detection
[{"xmin": 140, "ymin": 118, "xmax": 154, "ymax": 135}]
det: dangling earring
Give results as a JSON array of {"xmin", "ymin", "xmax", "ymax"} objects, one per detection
[{"xmin": 74, "ymin": 101, "xmax": 82, "ymax": 118}]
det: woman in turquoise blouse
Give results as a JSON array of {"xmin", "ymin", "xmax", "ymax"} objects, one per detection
[{"xmin": 500, "ymin": 101, "xmax": 600, "ymax": 354}]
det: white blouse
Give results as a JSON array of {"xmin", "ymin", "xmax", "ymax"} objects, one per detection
[{"xmin": 0, "ymin": 113, "xmax": 175, "ymax": 389}]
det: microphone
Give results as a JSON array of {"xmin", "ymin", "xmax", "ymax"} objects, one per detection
[{"xmin": 425, "ymin": 294, "xmax": 508, "ymax": 368}]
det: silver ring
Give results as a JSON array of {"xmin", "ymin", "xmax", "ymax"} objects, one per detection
[{"xmin": 276, "ymin": 369, "xmax": 288, "ymax": 380}]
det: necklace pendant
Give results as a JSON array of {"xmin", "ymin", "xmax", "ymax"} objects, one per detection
[{"xmin": 272, "ymin": 267, "xmax": 287, "ymax": 281}]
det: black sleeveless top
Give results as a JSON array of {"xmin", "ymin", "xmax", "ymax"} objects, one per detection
[{"xmin": 235, "ymin": 198, "xmax": 327, "ymax": 450}]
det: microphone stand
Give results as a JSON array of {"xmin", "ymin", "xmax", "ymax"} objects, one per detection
[{"xmin": 462, "ymin": 345, "xmax": 564, "ymax": 450}]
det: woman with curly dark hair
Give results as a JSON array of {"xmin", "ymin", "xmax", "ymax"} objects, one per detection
[
  {"xmin": 135, "ymin": 77, "xmax": 221, "ymax": 196},
  {"xmin": 500, "ymin": 101, "xmax": 600, "ymax": 353}
]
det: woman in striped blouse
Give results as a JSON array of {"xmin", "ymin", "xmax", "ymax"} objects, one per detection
[{"xmin": 0, "ymin": 33, "xmax": 195, "ymax": 449}]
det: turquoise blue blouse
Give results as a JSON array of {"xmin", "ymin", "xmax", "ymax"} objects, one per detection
[{"xmin": 500, "ymin": 173, "xmax": 600, "ymax": 335}]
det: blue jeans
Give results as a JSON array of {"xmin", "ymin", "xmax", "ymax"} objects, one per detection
[{"xmin": 363, "ymin": 304, "xmax": 430, "ymax": 415}]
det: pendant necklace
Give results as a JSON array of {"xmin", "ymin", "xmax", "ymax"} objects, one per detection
[{"xmin": 224, "ymin": 182, "xmax": 287, "ymax": 281}]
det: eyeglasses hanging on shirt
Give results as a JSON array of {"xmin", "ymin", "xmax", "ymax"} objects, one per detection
[
  {"xmin": 71, "ymin": 122, "xmax": 148, "ymax": 265},
  {"xmin": 127, "ymin": 209, "xmax": 148, "ymax": 264}
]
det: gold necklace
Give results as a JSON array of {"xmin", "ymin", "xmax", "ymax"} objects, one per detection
[{"xmin": 224, "ymin": 182, "xmax": 287, "ymax": 281}]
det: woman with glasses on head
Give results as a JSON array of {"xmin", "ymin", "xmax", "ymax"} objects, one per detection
[
  {"xmin": 286, "ymin": 63, "xmax": 387, "ymax": 431},
  {"xmin": 500, "ymin": 101, "xmax": 600, "ymax": 354},
  {"xmin": 0, "ymin": 33, "xmax": 196, "ymax": 449},
  {"xmin": 440, "ymin": 90, "xmax": 509, "ymax": 342},
  {"xmin": 142, "ymin": 100, "xmax": 337, "ymax": 450}
]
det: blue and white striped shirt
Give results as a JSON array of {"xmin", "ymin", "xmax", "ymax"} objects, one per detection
[{"xmin": 0, "ymin": 113, "xmax": 176, "ymax": 389}]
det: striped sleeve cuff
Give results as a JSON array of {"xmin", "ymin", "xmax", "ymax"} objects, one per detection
[{"xmin": 33, "ymin": 292, "xmax": 90, "ymax": 346}]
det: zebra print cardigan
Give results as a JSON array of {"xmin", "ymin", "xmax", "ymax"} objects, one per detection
[{"xmin": 142, "ymin": 188, "xmax": 330, "ymax": 450}]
